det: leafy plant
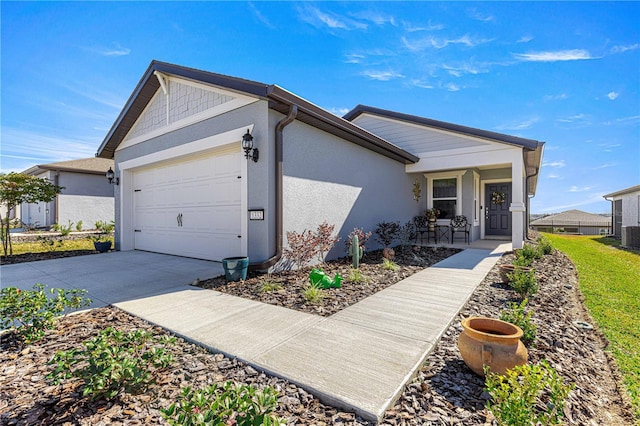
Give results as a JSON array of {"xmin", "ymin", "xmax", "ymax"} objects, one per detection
[
  {"xmin": 381, "ymin": 258, "xmax": 399, "ymax": 271},
  {"xmin": 161, "ymin": 381, "xmax": 285, "ymax": 426},
  {"xmin": 396, "ymin": 221, "xmax": 416, "ymax": 253},
  {"xmin": 48, "ymin": 327, "xmax": 175, "ymax": 399},
  {"xmin": 0, "ymin": 284, "xmax": 92, "ymax": 343},
  {"xmin": 512, "ymin": 255, "xmax": 532, "ymax": 267},
  {"xmin": 89, "ymin": 220, "xmax": 115, "ymax": 243},
  {"xmin": 75, "ymin": 220, "xmax": 83, "ymax": 232},
  {"xmin": 375, "ymin": 221, "xmax": 400, "ymax": 248},
  {"xmin": 499, "ymin": 299, "xmax": 537, "ymax": 346},
  {"xmin": 36, "ymin": 235, "xmax": 64, "ymax": 252},
  {"xmin": 344, "ymin": 227, "xmax": 372, "ymax": 253},
  {"xmin": 348, "ymin": 267, "xmax": 369, "ymax": 283},
  {"xmin": 484, "ymin": 360, "xmax": 574, "ymax": 425},
  {"xmin": 260, "ymin": 277, "xmax": 283, "ymax": 292},
  {"xmin": 315, "ymin": 221, "xmax": 340, "ymax": 263},
  {"xmin": 302, "ymin": 283, "xmax": 325, "ymax": 303},
  {"xmin": 0, "ymin": 173, "xmax": 63, "ymax": 255},
  {"xmin": 55, "ymin": 220, "xmax": 74, "ymax": 237},
  {"xmin": 425, "ymin": 208, "xmax": 440, "ymax": 220},
  {"xmin": 507, "ymin": 268, "xmax": 539, "ymax": 300},
  {"xmin": 284, "ymin": 229, "xmax": 317, "ymax": 269},
  {"xmin": 519, "ymin": 244, "xmax": 542, "ymax": 262},
  {"xmin": 536, "ymin": 235, "xmax": 554, "ymax": 255}
]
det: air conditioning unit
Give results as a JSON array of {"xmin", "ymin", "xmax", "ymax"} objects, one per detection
[{"xmin": 622, "ymin": 226, "xmax": 640, "ymax": 248}]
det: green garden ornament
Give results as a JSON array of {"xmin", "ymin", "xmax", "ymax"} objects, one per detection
[
  {"xmin": 348, "ymin": 234, "xmax": 363, "ymax": 268},
  {"xmin": 309, "ymin": 268, "xmax": 342, "ymax": 289}
]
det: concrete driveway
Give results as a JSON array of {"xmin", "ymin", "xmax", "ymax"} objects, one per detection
[{"xmin": 0, "ymin": 251, "xmax": 225, "ymax": 309}]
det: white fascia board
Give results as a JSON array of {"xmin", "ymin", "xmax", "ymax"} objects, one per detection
[{"xmin": 406, "ymin": 145, "xmax": 522, "ymax": 173}]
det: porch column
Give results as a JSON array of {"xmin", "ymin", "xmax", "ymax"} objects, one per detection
[{"xmin": 510, "ymin": 155, "xmax": 525, "ymax": 249}]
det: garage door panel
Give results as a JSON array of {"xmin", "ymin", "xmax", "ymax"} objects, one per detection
[{"xmin": 132, "ymin": 150, "xmax": 243, "ymax": 261}]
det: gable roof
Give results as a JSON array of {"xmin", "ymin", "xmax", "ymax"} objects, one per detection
[
  {"xmin": 530, "ymin": 209, "xmax": 611, "ymax": 226},
  {"xmin": 603, "ymin": 184, "xmax": 640, "ymax": 198},
  {"xmin": 343, "ymin": 104, "xmax": 544, "ymax": 151},
  {"xmin": 22, "ymin": 157, "xmax": 114, "ymax": 176},
  {"xmin": 96, "ymin": 61, "xmax": 418, "ymax": 164}
]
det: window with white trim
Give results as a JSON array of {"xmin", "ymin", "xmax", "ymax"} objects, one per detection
[{"xmin": 426, "ymin": 171, "xmax": 465, "ymax": 220}]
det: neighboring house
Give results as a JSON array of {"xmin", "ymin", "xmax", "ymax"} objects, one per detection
[
  {"xmin": 96, "ymin": 60, "xmax": 544, "ymax": 268},
  {"xmin": 603, "ymin": 185, "xmax": 640, "ymax": 245},
  {"xmin": 530, "ymin": 209, "xmax": 611, "ymax": 235},
  {"xmin": 20, "ymin": 157, "xmax": 115, "ymax": 229}
]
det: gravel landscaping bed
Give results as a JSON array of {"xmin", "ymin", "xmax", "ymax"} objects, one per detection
[{"xmin": 1, "ymin": 247, "xmax": 635, "ymax": 425}]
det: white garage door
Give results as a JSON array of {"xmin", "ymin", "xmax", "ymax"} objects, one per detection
[{"xmin": 133, "ymin": 149, "xmax": 243, "ymax": 261}]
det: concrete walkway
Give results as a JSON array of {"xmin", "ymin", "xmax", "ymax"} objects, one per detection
[{"xmin": 1, "ymin": 244, "xmax": 508, "ymax": 422}]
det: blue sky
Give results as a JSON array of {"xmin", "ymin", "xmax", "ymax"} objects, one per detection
[{"xmin": 1, "ymin": 1, "xmax": 638, "ymax": 213}]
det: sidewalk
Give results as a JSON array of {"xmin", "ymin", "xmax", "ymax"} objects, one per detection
[{"xmin": 115, "ymin": 245, "xmax": 507, "ymax": 422}]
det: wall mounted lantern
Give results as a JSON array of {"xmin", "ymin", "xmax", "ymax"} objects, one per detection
[
  {"xmin": 241, "ymin": 129, "xmax": 259, "ymax": 162},
  {"xmin": 106, "ymin": 167, "xmax": 119, "ymax": 185}
]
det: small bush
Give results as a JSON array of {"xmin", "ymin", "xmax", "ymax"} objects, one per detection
[
  {"xmin": 0, "ymin": 284, "xmax": 92, "ymax": 343},
  {"xmin": 381, "ymin": 258, "xmax": 399, "ymax": 271},
  {"xmin": 48, "ymin": 327, "xmax": 175, "ymax": 399},
  {"xmin": 260, "ymin": 277, "xmax": 283, "ymax": 293},
  {"xmin": 374, "ymin": 221, "xmax": 400, "ymax": 248},
  {"xmin": 315, "ymin": 221, "xmax": 340, "ymax": 263},
  {"xmin": 36, "ymin": 235, "xmax": 64, "ymax": 252},
  {"xmin": 499, "ymin": 299, "xmax": 537, "ymax": 346},
  {"xmin": 344, "ymin": 227, "xmax": 372, "ymax": 253},
  {"xmin": 75, "ymin": 220, "xmax": 83, "ymax": 232},
  {"xmin": 485, "ymin": 360, "xmax": 574, "ymax": 425},
  {"xmin": 348, "ymin": 267, "xmax": 369, "ymax": 283},
  {"xmin": 161, "ymin": 381, "xmax": 285, "ymax": 426},
  {"xmin": 302, "ymin": 284, "xmax": 325, "ymax": 303},
  {"xmin": 519, "ymin": 244, "xmax": 542, "ymax": 262},
  {"xmin": 512, "ymin": 255, "xmax": 532, "ymax": 267},
  {"xmin": 537, "ymin": 236, "xmax": 554, "ymax": 255},
  {"xmin": 507, "ymin": 268, "xmax": 538, "ymax": 300},
  {"xmin": 396, "ymin": 221, "xmax": 416, "ymax": 253},
  {"xmin": 284, "ymin": 229, "xmax": 317, "ymax": 269}
]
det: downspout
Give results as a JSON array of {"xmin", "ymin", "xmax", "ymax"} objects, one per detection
[
  {"xmin": 524, "ymin": 149, "xmax": 541, "ymax": 241},
  {"xmin": 53, "ymin": 171, "xmax": 60, "ymax": 227},
  {"xmin": 249, "ymin": 104, "xmax": 298, "ymax": 271}
]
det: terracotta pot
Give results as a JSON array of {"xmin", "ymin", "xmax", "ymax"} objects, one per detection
[
  {"xmin": 457, "ymin": 317, "xmax": 528, "ymax": 376},
  {"xmin": 498, "ymin": 264, "xmax": 532, "ymax": 283}
]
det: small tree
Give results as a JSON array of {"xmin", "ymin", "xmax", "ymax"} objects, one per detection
[{"xmin": 0, "ymin": 173, "xmax": 63, "ymax": 255}]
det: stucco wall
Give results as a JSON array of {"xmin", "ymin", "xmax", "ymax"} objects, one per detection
[
  {"xmin": 619, "ymin": 190, "xmax": 640, "ymax": 227},
  {"xmin": 114, "ymin": 100, "xmax": 273, "ymax": 260},
  {"xmin": 58, "ymin": 172, "xmax": 113, "ymax": 197},
  {"xmin": 282, "ymin": 118, "xmax": 419, "ymax": 263},
  {"xmin": 57, "ymin": 194, "xmax": 114, "ymax": 229}
]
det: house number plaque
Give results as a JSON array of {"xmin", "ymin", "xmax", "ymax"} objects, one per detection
[{"xmin": 249, "ymin": 209, "xmax": 264, "ymax": 220}]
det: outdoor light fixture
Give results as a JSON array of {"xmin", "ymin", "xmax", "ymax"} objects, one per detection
[
  {"xmin": 106, "ymin": 167, "xmax": 119, "ymax": 185},
  {"xmin": 241, "ymin": 129, "xmax": 259, "ymax": 162}
]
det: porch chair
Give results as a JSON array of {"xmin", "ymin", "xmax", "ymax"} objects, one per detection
[
  {"xmin": 450, "ymin": 215, "xmax": 471, "ymax": 244},
  {"xmin": 413, "ymin": 215, "xmax": 429, "ymax": 244}
]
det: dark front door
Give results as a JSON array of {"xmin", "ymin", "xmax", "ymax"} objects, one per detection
[{"xmin": 485, "ymin": 182, "xmax": 512, "ymax": 236}]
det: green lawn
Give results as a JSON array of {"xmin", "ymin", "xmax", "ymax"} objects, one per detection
[
  {"xmin": 544, "ymin": 234, "xmax": 640, "ymax": 419},
  {"xmin": 5, "ymin": 237, "xmax": 109, "ymax": 255}
]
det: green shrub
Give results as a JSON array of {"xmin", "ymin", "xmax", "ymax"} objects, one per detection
[
  {"xmin": 348, "ymin": 267, "xmax": 369, "ymax": 283},
  {"xmin": 519, "ymin": 244, "xmax": 542, "ymax": 262},
  {"xmin": 507, "ymin": 268, "xmax": 538, "ymax": 300},
  {"xmin": 536, "ymin": 236, "xmax": 554, "ymax": 255},
  {"xmin": 512, "ymin": 255, "xmax": 532, "ymax": 267},
  {"xmin": 302, "ymin": 284, "xmax": 325, "ymax": 303},
  {"xmin": 381, "ymin": 258, "xmax": 399, "ymax": 271},
  {"xmin": 260, "ymin": 277, "xmax": 283, "ymax": 292},
  {"xmin": 161, "ymin": 381, "xmax": 285, "ymax": 426},
  {"xmin": 485, "ymin": 360, "xmax": 574, "ymax": 425},
  {"xmin": 75, "ymin": 220, "xmax": 83, "ymax": 232},
  {"xmin": 55, "ymin": 220, "xmax": 74, "ymax": 236},
  {"xmin": 0, "ymin": 284, "xmax": 92, "ymax": 343},
  {"xmin": 48, "ymin": 327, "xmax": 175, "ymax": 399},
  {"xmin": 499, "ymin": 299, "xmax": 537, "ymax": 346},
  {"xmin": 374, "ymin": 221, "xmax": 400, "ymax": 248},
  {"xmin": 36, "ymin": 235, "xmax": 64, "ymax": 252}
]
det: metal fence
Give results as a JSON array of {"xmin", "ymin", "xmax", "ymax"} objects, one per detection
[{"xmin": 530, "ymin": 221, "xmax": 612, "ymax": 236}]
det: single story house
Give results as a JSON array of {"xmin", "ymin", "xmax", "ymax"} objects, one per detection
[
  {"xmin": 530, "ymin": 209, "xmax": 611, "ymax": 235},
  {"xmin": 603, "ymin": 185, "xmax": 640, "ymax": 246},
  {"xmin": 20, "ymin": 157, "xmax": 115, "ymax": 230},
  {"xmin": 96, "ymin": 60, "xmax": 545, "ymax": 269}
]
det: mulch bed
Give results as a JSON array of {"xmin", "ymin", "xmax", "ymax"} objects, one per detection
[
  {"xmin": 198, "ymin": 246, "xmax": 461, "ymax": 317},
  {"xmin": 1, "ymin": 245, "xmax": 636, "ymax": 425}
]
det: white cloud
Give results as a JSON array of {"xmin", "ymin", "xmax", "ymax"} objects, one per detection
[
  {"xmin": 543, "ymin": 93, "xmax": 567, "ymax": 101},
  {"xmin": 467, "ymin": 8, "xmax": 494, "ymax": 22},
  {"xmin": 513, "ymin": 49, "xmax": 594, "ymax": 62},
  {"xmin": 409, "ymin": 79, "xmax": 434, "ymax": 89},
  {"xmin": 87, "ymin": 43, "xmax": 131, "ymax": 57},
  {"xmin": 607, "ymin": 91, "xmax": 619, "ymax": 100},
  {"xmin": 248, "ymin": 2, "xmax": 275, "ymax": 29},
  {"xmin": 610, "ymin": 43, "xmax": 639, "ymax": 54},
  {"xmin": 598, "ymin": 143, "xmax": 621, "ymax": 152},
  {"xmin": 298, "ymin": 5, "xmax": 366, "ymax": 31},
  {"xmin": 402, "ymin": 20, "xmax": 444, "ymax": 32},
  {"xmin": 401, "ymin": 34, "xmax": 492, "ymax": 51},
  {"xmin": 517, "ymin": 35, "xmax": 533, "ymax": 43},
  {"xmin": 495, "ymin": 117, "xmax": 539, "ymax": 131},
  {"xmin": 568, "ymin": 186, "xmax": 593, "ymax": 192},
  {"xmin": 543, "ymin": 160, "xmax": 566, "ymax": 168},
  {"xmin": 547, "ymin": 173, "xmax": 562, "ymax": 179},
  {"xmin": 344, "ymin": 53, "xmax": 365, "ymax": 64},
  {"xmin": 326, "ymin": 107, "xmax": 350, "ymax": 116},
  {"xmin": 442, "ymin": 61, "xmax": 488, "ymax": 76},
  {"xmin": 350, "ymin": 10, "xmax": 396, "ymax": 26},
  {"xmin": 444, "ymin": 83, "xmax": 461, "ymax": 92},
  {"xmin": 592, "ymin": 162, "xmax": 615, "ymax": 170},
  {"xmin": 361, "ymin": 70, "xmax": 404, "ymax": 81},
  {"xmin": 540, "ymin": 193, "xmax": 608, "ymax": 213}
]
